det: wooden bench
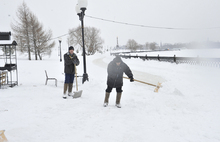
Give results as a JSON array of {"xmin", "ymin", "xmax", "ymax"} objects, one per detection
[
  {"xmin": 0, "ymin": 71, "xmax": 7, "ymax": 89},
  {"xmin": 45, "ymin": 70, "xmax": 57, "ymax": 87}
]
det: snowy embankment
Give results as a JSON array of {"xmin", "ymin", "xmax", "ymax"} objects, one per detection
[{"xmin": 0, "ymin": 49, "xmax": 220, "ymax": 142}]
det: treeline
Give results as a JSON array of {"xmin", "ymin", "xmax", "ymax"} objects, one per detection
[
  {"xmin": 125, "ymin": 39, "xmax": 160, "ymax": 51},
  {"xmin": 119, "ymin": 39, "xmax": 220, "ymax": 51},
  {"xmin": 11, "ymin": 2, "xmax": 55, "ymax": 60}
]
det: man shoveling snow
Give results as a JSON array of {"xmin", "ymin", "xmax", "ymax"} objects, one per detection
[{"xmin": 104, "ymin": 55, "xmax": 134, "ymax": 108}]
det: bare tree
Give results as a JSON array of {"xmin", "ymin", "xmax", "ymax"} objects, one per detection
[
  {"xmin": 11, "ymin": 2, "xmax": 32, "ymax": 60},
  {"xmin": 68, "ymin": 26, "xmax": 82, "ymax": 50},
  {"xmin": 149, "ymin": 42, "xmax": 157, "ymax": 51},
  {"xmin": 11, "ymin": 2, "xmax": 55, "ymax": 60},
  {"xmin": 126, "ymin": 39, "xmax": 139, "ymax": 51},
  {"xmin": 29, "ymin": 13, "xmax": 41, "ymax": 60},
  {"xmin": 68, "ymin": 26, "xmax": 104, "ymax": 55},
  {"xmin": 85, "ymin": 27, "xmax": 104, "ymax": 55},
  {"xmin": 145, "ymin": 42, "xmax": 150, "ymax": 50},
  {"xmin": 35, "ymin": 29, "xmax": 55, "ymax": 60}
]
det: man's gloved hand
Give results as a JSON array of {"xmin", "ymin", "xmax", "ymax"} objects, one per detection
[
  {"xmin": 73, "ymin": 59, "xmax": 78, "ymax": 65},
  {"xmin": 130, "ymin": 77, "xmax": 134, "ymax": 82}
]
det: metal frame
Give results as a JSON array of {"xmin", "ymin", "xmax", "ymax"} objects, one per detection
[
  {"xmin": 0, "ymin": 41, "xmax": 18, "ymax": 88},
  {"xmin": 45, "ymin": 70, "xmax": 57, "ymax": 87}
]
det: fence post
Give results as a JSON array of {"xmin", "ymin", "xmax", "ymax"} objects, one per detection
[
  {"xmin": 158, "ymin": 54, "xmax": 160, "ymax": 61},
  {"xmin": 197, "ymin": 56, "xmax": 200, "ymax": 65},
  {"xmin": 174, "ymin": 55, "xmax": 176, "ymax": 63}
]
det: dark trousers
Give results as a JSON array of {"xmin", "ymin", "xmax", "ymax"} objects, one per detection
[
  {"xmin": 65, "ymin": 74, "xmax": 75, "ymax": 83},
  {"xmin": 106, "ymin": 86, "xmax": 123, "ymax": 93}
]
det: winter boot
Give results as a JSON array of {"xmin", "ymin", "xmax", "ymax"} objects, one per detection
[
  {"xmin": 103, "ymin": 92, "xmax": 110, "ymax": 107},
  {"xmin": 116, "ymin": 92, "xmax": 122, "ymax": 108},
  {"xmin": 63, "ymin": 83, "xmax": 68, "ymax": 99},
  {"xmin": 68, "ymin": 83, "xmax": 73, "ymax": 96}
]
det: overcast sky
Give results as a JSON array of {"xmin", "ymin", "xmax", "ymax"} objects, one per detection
[{"xmin": 1, "ymin": 0, "xmax": 220, "ymax": 49}]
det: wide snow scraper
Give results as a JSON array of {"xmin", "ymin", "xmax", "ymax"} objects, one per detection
[
  {"xmin": 123, "ymin": 76, "xmax": 162, "ymax": 92},
  {"xmin": 72, "ymin": 64, "xmax": 83, "ymax": 98}
]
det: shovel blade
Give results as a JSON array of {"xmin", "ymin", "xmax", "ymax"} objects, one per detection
[
  {"xmin": 0, "ymin": 130, "xmax": 8, "ymax": 142},
  {"xmin": 72, "ymin": 90, "xmax": 83, "ymax": 98},
  {"xmin": 154, "ymin": 82, "xmax": 162, "ymax": 93}
]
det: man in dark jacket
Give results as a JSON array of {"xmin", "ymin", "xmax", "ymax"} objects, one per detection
[
  {"xmin": 63, "ymin": 46, "xmax": 79, "ymax": 99},
  {"xmin": 104, "ymin": 55, "xmax": 134, "ymax": 108}
]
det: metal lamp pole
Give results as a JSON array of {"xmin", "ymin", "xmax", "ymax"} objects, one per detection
[
  {"xmin": 59, "ymin": 38, "xmax": 62, "ymax": 62},
  {"xmin": 75, "ymin": 0, "xmax": 89, "ymax": 84}
]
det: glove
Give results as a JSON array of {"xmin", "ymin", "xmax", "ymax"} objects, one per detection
[
  {"xmin": 130, "ymin": 77, "xmax": 134, "ymax": 82},
  {"xmin": 73, "ymin": 59, "xmax": 78, "ymax": 65}
]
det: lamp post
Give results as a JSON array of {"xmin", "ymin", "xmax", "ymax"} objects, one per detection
[
  {"xmin": 75, "ymin": 0, "xmax": 88, "ymax": 84},
  {"xmin": 59, "ymin": 38, "xmax": 62, "ymax": 62}
]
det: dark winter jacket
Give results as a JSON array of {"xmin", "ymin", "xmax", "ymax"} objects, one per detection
[
  {"xmin": 64, "ymin": 52, "xmax": 79, "ymax": 74},
  {"xmin": 107, "ymin": 58, "xmax": 133, "ymax": 88}
]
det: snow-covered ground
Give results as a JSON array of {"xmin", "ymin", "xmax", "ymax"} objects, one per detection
[{"xmin": 1, "ymin": 48, "xmax": 220, "ymax": 142}]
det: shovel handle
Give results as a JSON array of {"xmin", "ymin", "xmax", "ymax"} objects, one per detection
[
  {"xmin": 123, "ymin": 76, "xmax": 162, "ymax": 92},
  {"xmin": 74, "ymin": 64, "xmax": 78, "ymax": 91},
  {"xmin": 123, "ymin": 76, "xmax": 156, "ymax": 87}
]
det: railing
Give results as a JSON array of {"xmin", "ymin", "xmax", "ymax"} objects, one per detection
[
  {"xmin": 110, "ymin": 50, "xmax": 166, "ymax": 56},
  {"xmin": 111, "ymin": 53, "xmax": 220, "ymax": 68}
]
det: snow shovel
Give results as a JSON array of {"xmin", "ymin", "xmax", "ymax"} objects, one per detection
[
  {"xmin": 123, "ymin": 76, "xmax": 162, "ymax": 92},
  {"xmin": 0, "ymin": 130, "xmax": 8, "ymax": 142},
  {"xmin": 72, "ymin": 64, "xmax": 83, "ymax": 98}
]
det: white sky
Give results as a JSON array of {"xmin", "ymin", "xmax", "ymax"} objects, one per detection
[{"xmin": 1, "ymin": 0, "xmax": 220, "ymax": 49}]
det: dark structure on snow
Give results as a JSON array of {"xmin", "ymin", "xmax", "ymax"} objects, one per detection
[{"xmin": 0, "ymin": 32, "xmax": 18, "ymax": 88}]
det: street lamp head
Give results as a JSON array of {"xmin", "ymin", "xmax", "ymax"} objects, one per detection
[
  {"xmin": 59, "ymin": 38, "xmax": 62, "ymax": 42},
  {"xmin": 12, "ymin": 40, "xmax": 17, "ymax": 46},
  {"xmin": 78, "ymin": 0, "xmax": 88, "ymax": 10},
  {"xmin": 75, "ymin": 4, "xmax": 81, "ymax": 14}
]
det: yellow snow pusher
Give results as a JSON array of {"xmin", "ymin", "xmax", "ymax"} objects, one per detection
[
  {"xmin": 0, "ymin": 130, "xmax": 8, "ymax": 142},
  {"xmin": 123, "ymin": 76, "xmax": 162, "ymax": 92}
]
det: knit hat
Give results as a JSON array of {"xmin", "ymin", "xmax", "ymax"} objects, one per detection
[
  {"xmin": 114, "ymin": 55, "xmax": 122, "ymax": 62},
  {"xmin": 69, "ymin": 46, "xmax": 74, "ymax": 50}
]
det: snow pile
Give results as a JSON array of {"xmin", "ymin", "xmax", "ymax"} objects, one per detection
[{"xmin": 0, "ymin": 49, "xmax": 220, "ymax": 142}]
